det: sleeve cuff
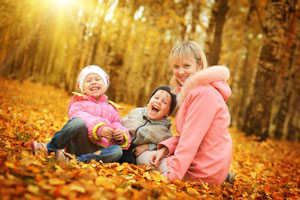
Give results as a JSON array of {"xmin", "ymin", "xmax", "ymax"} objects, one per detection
[
  {"xmin": 118, "ymin": 132, "xmax": 130, "ymax": 149},
  {"xmin": 157, "ymin": 144, "xmax": 172, "ymax": 157},
  {"xmin": 92, "ymin": 123, "xmax": 106, "ymax": 140}
]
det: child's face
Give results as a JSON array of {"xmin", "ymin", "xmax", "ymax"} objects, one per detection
[
  {"xmin": 147, "ymin": 90, "xmax": 171, "ymax": 120},
  {"xmin": 83, "ymin": 73, "xmax": 106, "ymax": 98},
  {"xmin": 171, "ymin": 56, "xmax": 201, "ymax": 87}
]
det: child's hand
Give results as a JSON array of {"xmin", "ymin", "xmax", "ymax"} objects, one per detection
[
  {"xmin": 150, "ymin": 147, "xmax": 168, "ymax": 167},
  {"xmin": 101, "ymin": 127, "xmax": 114, "ymax": 140},
  {"xmin": 133, "ymin": 144, "xmax": 149, "ymax": 156},
  {"xmin": 113, "ymin": 130, "xmax": 124, "ymax": 142}
]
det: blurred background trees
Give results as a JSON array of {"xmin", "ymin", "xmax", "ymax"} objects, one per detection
[{"xmin": 0, "ymin": 0, "xmax": 299, "ymax": 141}]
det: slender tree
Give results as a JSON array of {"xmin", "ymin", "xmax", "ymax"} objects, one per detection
[
  {"xmin": 285, "ymin": 14, "xmax": 300, "ymax": 141},
  {"xmin": 205, "ymin": 0, "xmax": 229, "ymax": 65}
]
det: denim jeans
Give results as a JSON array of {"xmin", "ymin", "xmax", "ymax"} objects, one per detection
[
  {"xmin": 119, "ymin": 143, "xmax": 137, "ymax": 164},
  {"xmin": 47, "ymin": 118, "xmax": 122, "ymax": 163},
  {"xmin": 76, "ymin": 145, "xmax": 123, "ymax": 163}
]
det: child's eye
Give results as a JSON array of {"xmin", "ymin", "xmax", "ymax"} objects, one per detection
[
  {"xmin": 173, "ymin": 65, "xmax": 179, "ymax": 70},
  {"xmin": 183, "ymin": 64, "xmax": 190, "ymax": 69},
  {"xmin": 96, "ymin": 78, "xmax": 101, "ymax": 81},
  {"xmin": 162, "ymin": 101, "xmax": 168, "ymax": 104},
  {"xmin": 86, "ymin": 79, "xmax": 92, "ymax": 82}
]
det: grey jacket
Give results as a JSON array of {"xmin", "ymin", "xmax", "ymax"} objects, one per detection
[{"xmin": 121, "ymin": 107, "xmax": 173, "ymax": 150}]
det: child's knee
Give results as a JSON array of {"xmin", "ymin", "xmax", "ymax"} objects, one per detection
[
  {"xmin": 136, "ymin": 151, "xmax": 152, "ymax": 165},
  {"xmin": 111, "ymin": 145, "xmax": 123, "ymax": 161},
  {"xmin": 69, "ymin": 118, "xmax": 87, "ymax": 130}
]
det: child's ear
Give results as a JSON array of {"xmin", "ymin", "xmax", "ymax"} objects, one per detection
[{"xmin": 197, "ymin": 61, "xmax": 203, "ymax": 70}]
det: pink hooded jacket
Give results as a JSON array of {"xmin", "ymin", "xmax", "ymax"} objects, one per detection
[
  {"xmin": 159, "ymin": 66, "xmax": 232, "ymax": 184},
  {"xmin": 68, "ymin": 93, "xmax": 131, "ymax": 150}
]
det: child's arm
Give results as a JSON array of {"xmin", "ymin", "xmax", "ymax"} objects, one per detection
[
  {"xmin": 68, "ymin": 101, "xmax": 114, "ymax": 143},
  {"xmin": 133, "ymin": 143, "xmax": 161, "ymax": 156},
  {"xmin": 134, "ymin": 123, "xmax": 173, "ymax": 145},
  {"xmin": 132, "ymin": 144, "xmax": 149, "ymax": 156}
]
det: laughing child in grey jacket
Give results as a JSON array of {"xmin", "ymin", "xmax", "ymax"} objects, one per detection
[{"xmin": 119, "ymin": 86, "xmax": 177, "ymax": 164}]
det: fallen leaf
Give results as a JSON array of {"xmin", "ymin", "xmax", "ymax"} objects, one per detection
[
  {"xmin": 27, "ymin": 185, "xmax": 40, "ymax": 194},
  {"xmin": 49, "ymin": 178, "xmax": 66, "ymax": 185}
]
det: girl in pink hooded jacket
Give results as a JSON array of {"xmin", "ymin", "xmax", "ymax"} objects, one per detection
[
  {"xmin": 31, "ymin": 65, "xmax": 131, "ymax": 163},
  {"xmin": 137, "ymin": 41, "xmax": 234, "ymax": 184}
]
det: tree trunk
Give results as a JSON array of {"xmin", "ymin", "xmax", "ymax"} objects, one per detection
[
  {"xmin": 244, "ymin": 0, "xmax": 298, "ymax": 141},
  {"xmin": 205, "ymin": 0, "xmax": 229, "ymax": 65},
  {"xmin": 285, "ymin": 16, "xmax": 300, "ymax": 141},
  {"xmin": 269, "ymin": 4, "xmax": 298, "ymax": 139}
]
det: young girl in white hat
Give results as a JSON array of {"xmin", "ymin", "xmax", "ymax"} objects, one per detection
[{"xmin": 31, "ymin": 65, "xmax": 131, "ymax": 163}]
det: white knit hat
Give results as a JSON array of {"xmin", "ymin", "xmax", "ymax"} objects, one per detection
[{"xmin": 77, "ymin": 65, "xmax": 109, "ymax": 93}]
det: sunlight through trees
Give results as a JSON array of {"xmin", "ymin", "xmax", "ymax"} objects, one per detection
[{"xmin": 0, "ymin": 0, "xmax": 299, "ymax": 141}]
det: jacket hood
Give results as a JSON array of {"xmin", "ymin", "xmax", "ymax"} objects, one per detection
[{"xmin": 177, "ymin": 65, "xmax": 231, "ymax": 105}]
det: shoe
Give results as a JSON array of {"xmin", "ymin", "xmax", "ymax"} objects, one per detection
[
  {"xmin": 31, "ymin": 141, "xmax": 47, "ymax": 153},
  {"xmin": 54, "ymin": 150, "xmax": 71, "ymax": 162},
  {"xmin": 226, "ymin": 173, "xmax": 236, "ymax": 184}
]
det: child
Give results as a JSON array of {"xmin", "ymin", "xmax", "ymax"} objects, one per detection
[
  {"xmin": 31, "ymin": 65, "xmax": 131, "ymax": 163},
  {"xmin": 119, "ymin": 86, "xmax": 177, "ymax": 164}
]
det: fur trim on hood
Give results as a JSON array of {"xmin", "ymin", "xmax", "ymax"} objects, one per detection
[{"xmin": 177, "ymin": 65, "xmax": 231, "ymax": 106}]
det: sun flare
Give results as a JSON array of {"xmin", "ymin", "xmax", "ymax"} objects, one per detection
[{"xmin": 55, "ymin": 0, "xmax": 75, "ymax": 7}]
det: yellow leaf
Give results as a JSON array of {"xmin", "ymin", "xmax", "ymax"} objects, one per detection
[
  {"xmin": 70, "ymin": 185, "xmax": 86, "ymax": 193},
  {"xmin": 27, "ymin": 185, "xmax": 40, "ymax": 194},
  {"xmin": 4, "ymin": 161, "xmax": 15, "ymax": 168},
  {"xmin": 116, "ymin": 165, "xmax": 125, "ymax": 171},
  {"xmin": 49, "ymin": 178, "xmax": 65, "ymax": 185},
  {"xmin": 125, "ymin": 174, "xmax": 135, "ymax": 180},
  {"xmin": 55, "ymin": 165, "xmax": 64, "ymax": 172},
  {"xmin": 250, "ymin": 172, "xmax": 257, "ymax": 178},
  {"xmin": 95, "ymin": 177, "xmax": 108, "ymax": 187},
  {"xmin": 143, "ymin": 172, "xmax": 151, "ymax": 180},
  {"xmin": 161, "ymin": 175, "xmax": 169, "ymax": 183},
  {"xmin": 95, "ymin": 177, "xmax": 115, "ymax": 190},
  {"xmin": 187, "ymin": 188, "xmax": 199, "ymax": 196}
]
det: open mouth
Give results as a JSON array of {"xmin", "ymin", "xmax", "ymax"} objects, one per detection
[
  {"xmin": 151, "ymin": 105, "xmax": 160, "ymax": 113},
  {"xmin": 90, "ymin": 86, "xmax": 100, "ymax": 91}
]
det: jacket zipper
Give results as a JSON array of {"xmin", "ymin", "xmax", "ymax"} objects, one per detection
[{"xmin": 132, "ymin": 116, "xmax": 151, "ymax": 144}]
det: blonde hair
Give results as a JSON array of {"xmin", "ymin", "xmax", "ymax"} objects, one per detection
[{"xmin": 169, "ymin": 41, "xmax": 208, "ymax": 69}]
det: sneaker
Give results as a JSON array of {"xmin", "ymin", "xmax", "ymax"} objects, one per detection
[
  {"xmin": 226, "ymin": 173, "xmax": 236, "ymax": 184},
  {"xmin": 54, "ymin": 150, "xmax": 71, "ymax": 162},
  {"xmin": 31, "ymin": 141, "xmax": 47, "ymax": 154}
]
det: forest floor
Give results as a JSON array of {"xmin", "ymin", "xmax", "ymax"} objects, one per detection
[{"xmin": 0, "ymin": 77, "xmax": 299, "ymax": 200}]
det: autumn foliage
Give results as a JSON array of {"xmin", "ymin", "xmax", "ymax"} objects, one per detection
[{"xmin": 0, "ymin": 77, "xmax": 299, "ymax": 199}]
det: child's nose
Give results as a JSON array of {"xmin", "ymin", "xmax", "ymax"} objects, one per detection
[{"xmin": 177, "ymin": 67, "xmax": 185, "ymax": 74}]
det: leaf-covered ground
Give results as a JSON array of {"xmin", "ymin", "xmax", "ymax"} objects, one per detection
[{"xmin": 0, "ymin": 77, "xmax": 299, "ymax": 200}]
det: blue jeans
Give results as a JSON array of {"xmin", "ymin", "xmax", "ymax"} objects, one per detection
[
  {"xmin": 76, "ymin": 145, "xmax": 122, "ymax": 163},
  {"xmin": 119, "ymin": 143, "xmax": 137, "ymax": 164},
  {"xmin": 47, "ymin": 118, "xmax": 122, "ymax": 163}
]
